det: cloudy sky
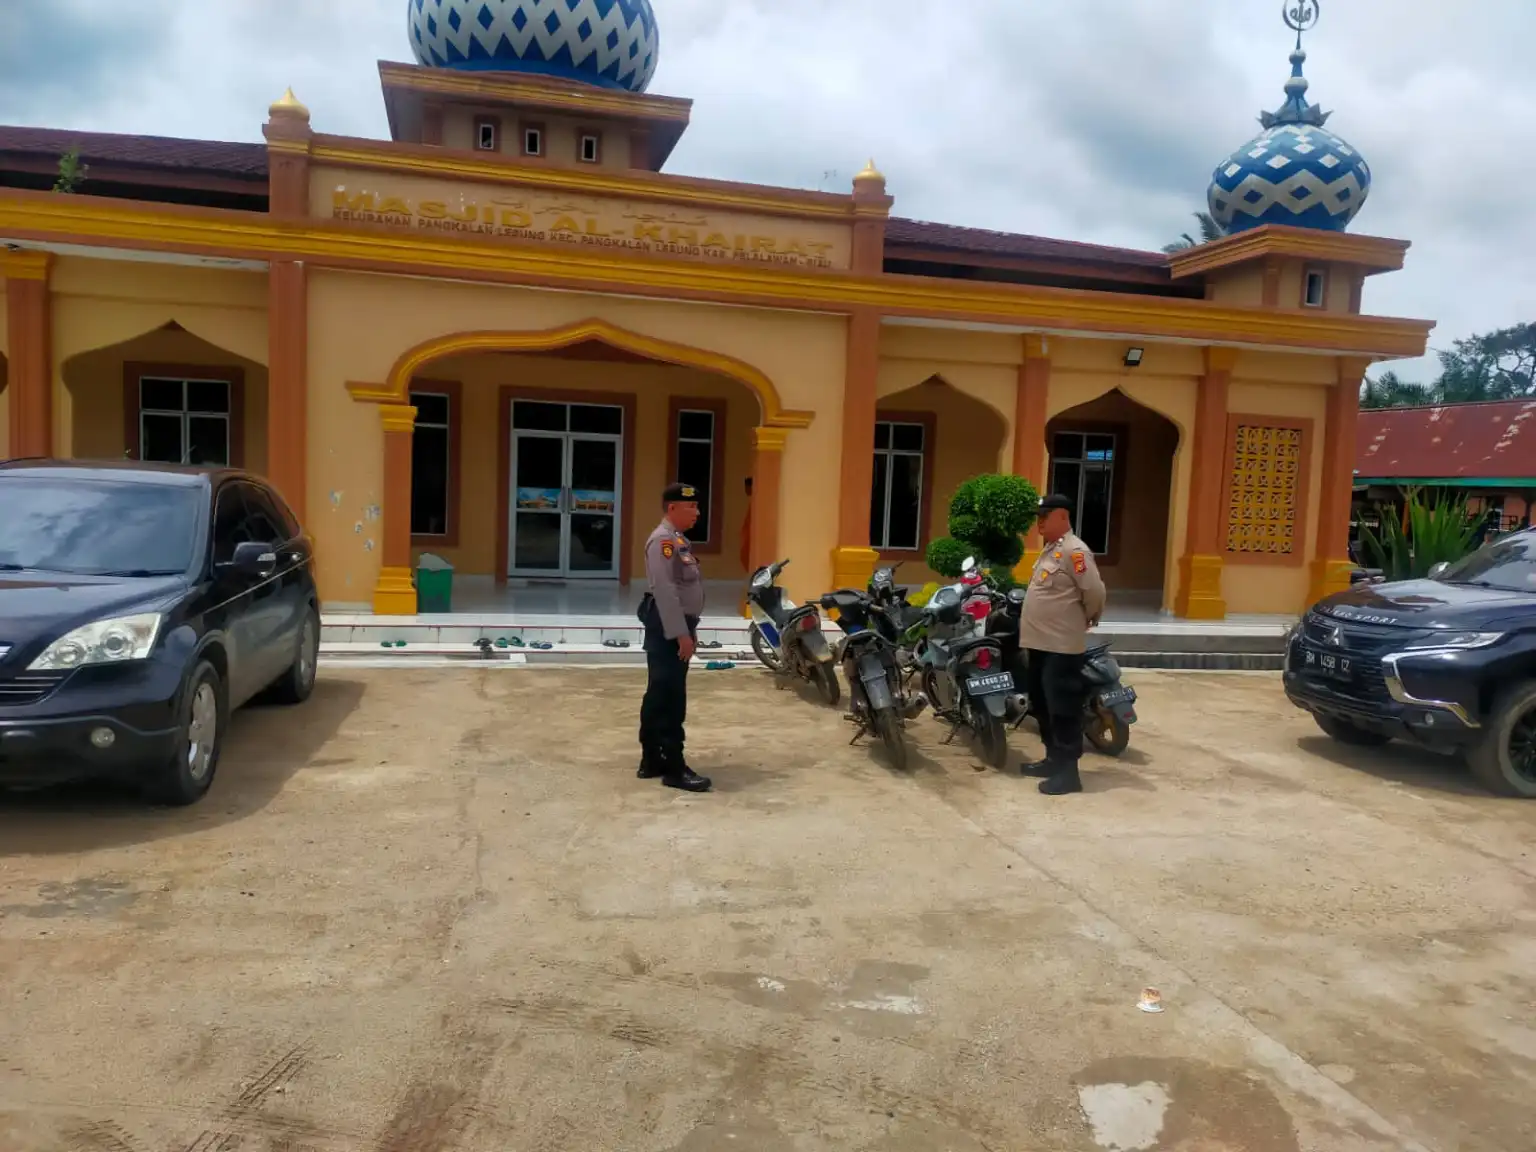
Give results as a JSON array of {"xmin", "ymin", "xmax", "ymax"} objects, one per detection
[{"xmin": 3, "ymin": 0, "xmax": 1532, "ymax": 382}]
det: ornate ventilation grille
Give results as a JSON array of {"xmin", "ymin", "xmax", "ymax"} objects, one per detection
[{"xmin": 1225, "ymin": 423, "xmax": 1304, "ymax": 555}]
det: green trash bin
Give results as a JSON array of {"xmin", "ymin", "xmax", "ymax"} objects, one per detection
[{"xmin": 416, "ymin": 553, "xmax": 454, "ymax": 614}]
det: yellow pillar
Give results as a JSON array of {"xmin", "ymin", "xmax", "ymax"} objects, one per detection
[
  {"xmin": 372, "ymin": 402, "xmax": 419, "ymax": 615},
  {"xmin": 1309, "ymin": 357, "xmax": 1370, "ymax": 604},
  {"xmin": 1174, "ymin": 348, "xmax": 1235, "ymax": 620},
  {"xmin": 1011, "ymin": 334, "xmax": 1051, "ymax": 582}
]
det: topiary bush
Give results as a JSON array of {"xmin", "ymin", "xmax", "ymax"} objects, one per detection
[{"xmin": 925, "ymin": 473, "xmax": 1040, "ymax": 588}]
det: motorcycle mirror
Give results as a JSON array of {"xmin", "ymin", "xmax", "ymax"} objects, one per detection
[{"xmin": 961, "ymin": 556, "xmax": 977, "ymax": 572}]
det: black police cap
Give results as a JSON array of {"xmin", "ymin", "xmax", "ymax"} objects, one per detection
[
  {"xmin": 662, "ymin": 482, "xmax": 700, "ymax": 504},
  {"xmin": 1038, "ymin": 494, "xmax": 1074, "ymax": 513}
]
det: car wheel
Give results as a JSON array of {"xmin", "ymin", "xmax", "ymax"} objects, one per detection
[
  {"xmin": 269, "ymin": 608, "xmax": 320, "ymax": 705},
  {"xmin": 1314, "ymin": 713, "xmax": 1391, "ymax": 748},
  {"xmin": 145, "ymin": 660, "xmax": 225, "ymax": 807},
  {"xmin": 1467, "ymin": 680, "xmax": 1536, "ymax": 798}
]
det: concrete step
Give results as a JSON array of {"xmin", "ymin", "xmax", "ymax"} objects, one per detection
[
  {"xmin": 320, "ymin": 641, "xmax": 755, "ymax": 667},
  {"xmin": 1112, "ymin": 651, "xmax": 1285, "ymax": 672}
]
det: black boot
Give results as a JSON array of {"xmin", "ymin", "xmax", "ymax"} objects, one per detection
[
  {"xmin": 1038, "ymin": 765, "xmax": 1083, "ymax": 795},
  {"xmin": 664, "ymin": 766, "xmax": 713, "ymax": 793},
  {"xmin": 1020, "ymin": 758, "xmax": 1053, "ymax": 778},
  {"xmin": 661, "ymin": 747, "xmax": 712, "ymax": 792},
  {"xmin": 637, "ymin": 751, "xmax": 666, "ymax": 779}
]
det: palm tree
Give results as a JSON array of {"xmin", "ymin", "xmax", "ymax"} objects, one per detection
[
  {"xmin": 1162, "ymin": 211, "xmax": 1224, "ymax": 253},
  {"xmin": 1360, "ymin": 370, "xmax": 1431, "ymax": 409}
]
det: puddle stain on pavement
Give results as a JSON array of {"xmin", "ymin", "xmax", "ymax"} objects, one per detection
[{"xmin": 1074, "ymin": 1057, "xmax": 1299, "ymax": 1152}]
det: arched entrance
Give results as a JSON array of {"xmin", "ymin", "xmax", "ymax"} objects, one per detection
[
  {"xmin": 351, "ymin": 319, "xmax": 810, "ymax": 613},
  {"xmin": 60, "ymin": 322, "xmax": 268, "ymax": 469},
  {"xmin": 874, "ymin": 374, "xmax": 1009, "ymax": 583},
  {"xmin": 1046, "ymin": 388, "xmax": 1180, "ymax": 610}
]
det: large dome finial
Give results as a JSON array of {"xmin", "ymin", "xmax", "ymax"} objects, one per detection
[
  {"xmin": 1205, "ymin": 0, "xmax": 1372, "ymax": 235},
  {"xmin": 407, "ymin": 0, "xmax": 660, "ymax": 93},
  {"xmin": 1265, "ymin": 1, "xmax": 1328, "ymax": 130}
]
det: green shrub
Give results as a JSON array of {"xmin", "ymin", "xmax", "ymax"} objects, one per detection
[
  {"xmin": 1358, "ymin": 487, "xmax": 1479, "ymax": 581},
  {"xmin": 926, "ymin": 536, "xmax": 973, "ymax": 580},
  {"xmin": 925, "ymin": 473, "xmax": 1039, "ymax": 589}
]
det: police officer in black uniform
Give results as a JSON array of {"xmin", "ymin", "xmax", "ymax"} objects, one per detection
[{"xmin": 636, "ymin": 483, "xmax": 712, "ymax": 792}]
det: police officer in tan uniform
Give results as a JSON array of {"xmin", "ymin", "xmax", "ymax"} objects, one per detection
[
  {"xmin": 636, "ymin": 482, "xmax": 711, "ymax": 792},
  {"xmin": 1019, "ymin": 494, "xmax": 1107, "ymax": 795}
]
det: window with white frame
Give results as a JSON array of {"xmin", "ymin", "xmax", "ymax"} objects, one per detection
[
  {"xmin": 1303, "ymin": 267, "xmax": 1328, "ymax": 308},
  {"xmin": 869, "ymin": 420, "xmax": 925, "ymax": 552},
  {"xmin": 138, "ymin": 376, "xmax": 231, "ymax": 466},
  {"xmin": 674, "ymin": 408, "xmax": 717, "ymax": 545},
  {"xmin": 410, "ymin": 391, "xmax": 452, "ymax": 537},
  {"xmin": 1048, "ymin": 431, "xmax": 1115, "ymax": 555}
]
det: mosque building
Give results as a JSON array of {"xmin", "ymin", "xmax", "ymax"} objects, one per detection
[{"xmin": 0, "ymin": 0, "xmax": 1431, "ymax": 618}]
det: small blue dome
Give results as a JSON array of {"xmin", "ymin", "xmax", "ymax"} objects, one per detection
[
  {"xmin": 1207, "ymin": 44, "xmax": 1371, "ymax": 234},
  {"xmin": 407, "ymin": 0, "xmax": 660, "ymax": 93}
]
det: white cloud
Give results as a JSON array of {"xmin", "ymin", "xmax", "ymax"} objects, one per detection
[{"xmin": 3, "ymin": 0, "xmax": 1532, "ymax": 381}]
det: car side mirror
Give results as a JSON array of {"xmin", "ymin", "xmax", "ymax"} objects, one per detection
[
  {"xmin": 1428, "ymin": 561, "xmax": 1449, "ymax": 579},
  {"xmin": 222, "ymin": 540, "xmax": 278, "ymax": 578}
]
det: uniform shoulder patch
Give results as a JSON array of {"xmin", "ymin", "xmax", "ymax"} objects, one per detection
[
  {"xmin": 1072, "ymin": 551, "xmax": 1087, "ymax": 574},
  {"xmin": 660, "ymin": 540, "xmax": 675, "ymax": 559}
]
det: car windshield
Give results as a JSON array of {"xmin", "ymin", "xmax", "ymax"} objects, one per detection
[
  {"xmin": 1435, "ymin": 533, "xmax": 1536, "ymax": 593},
  {"xmin": 0, "ymin": 475, "xmax": 202, "ymax": 577}
]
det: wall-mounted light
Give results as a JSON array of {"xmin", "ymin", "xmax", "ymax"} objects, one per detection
[{"xmin": 1124, "ymin": 347, "xmax": 1144, "ymax": 368}]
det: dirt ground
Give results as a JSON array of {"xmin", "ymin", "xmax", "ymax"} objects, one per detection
[{"xmin": 0, "ymin": 666, "xmax": 1532, "ymax": 1152}]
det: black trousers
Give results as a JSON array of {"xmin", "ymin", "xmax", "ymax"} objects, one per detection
[
  {"xmin": 1026, "ymin": 649, "xmax": 1087, "ymax": 767},
  {"xmin": 639, "ymin": 602, "xmax": 698, "ymax": 763}
]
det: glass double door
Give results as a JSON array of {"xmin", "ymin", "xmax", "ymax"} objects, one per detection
[{"xmin": 509, "ymin": 403, "xmax": 623, "ymax": 578}]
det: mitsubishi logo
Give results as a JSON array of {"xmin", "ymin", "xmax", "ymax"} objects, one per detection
[{"xmin": 1325, "ymin": 626, "xmax": 1345, "ymax": 648}]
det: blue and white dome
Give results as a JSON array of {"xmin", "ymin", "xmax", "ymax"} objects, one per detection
[
  {"xmin": 407, "ymin": 0, "xmax": 659, "ymax": 93},
  {"xmin": 1207, "ymin": 42, "xmax": 1371, "ymax": 233}
]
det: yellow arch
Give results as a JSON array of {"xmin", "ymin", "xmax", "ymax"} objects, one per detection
[{"xmin": 368, "ymin": 318, "xmax": 813, "ymax": 428}]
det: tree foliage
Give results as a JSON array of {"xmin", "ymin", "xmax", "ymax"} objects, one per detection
[
  {"xmin": 925, "ymin": 473, "xmax": 1039, "ymax": 588},
  {"xmin": 54, "ymin": 149, "xmax": 88, "ymax": 193},
  {"xmin": 1360, "ymin": 323, "xmax": 1536, "ymax": 409},
  {"xmin": 1162, "ymin": 211, "xmax": 1225, "ymax": 254}
]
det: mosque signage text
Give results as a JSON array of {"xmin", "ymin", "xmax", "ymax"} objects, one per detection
[{"xmin": 323, "ymin": 178, "xmax": 847, "ymax": 270}]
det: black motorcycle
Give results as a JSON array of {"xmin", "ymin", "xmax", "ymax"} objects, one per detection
[
  {"xmin": 903, "ymin": 570, "xmax": 1013, "ymax": 770},
  {"xmin": 981, "ymin": 584, "xmax": 1138, "ymax": 756},
  {"xmin": 822, "ymin": 579, "xmax": 927, "ymax": 769},
  {"xmin": 747, "ymin": 558, "xmax": 840, "ymax": 705}
]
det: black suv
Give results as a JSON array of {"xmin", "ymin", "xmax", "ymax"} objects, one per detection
[
  {"xmin": 1285, "ymin": 529, "xmax": 1536, "ymax": 797},
  {"xmin": 0, "ymin": 461, "xmax": 319, "ymax": 805}
]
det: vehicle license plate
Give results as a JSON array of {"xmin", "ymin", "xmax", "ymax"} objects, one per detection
[
  {"xmin": 1098, "ymin": 686, "xmax": 1136, "ymax": 707},
  {"xmin": 1302, "ymin": 645, "xmax": 1353, "ymax": 680},
  {"xmin": 967, "ymin": 671, "xmax": 1015, "ymax": 696}
]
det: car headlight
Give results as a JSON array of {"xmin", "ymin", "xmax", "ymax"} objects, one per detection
[
  {"xmin": 1402, "ymin": 631, "xmax": 1504, "ymax": 651},
  {"xmin": 28, "ymin": 613, "xmax": 163, "ymax": 671}
]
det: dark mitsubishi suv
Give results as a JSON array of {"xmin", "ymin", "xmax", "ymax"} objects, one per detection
[{"xmin": 1284, "ymin": 529, "xmax": 1536, "ymax": 797}]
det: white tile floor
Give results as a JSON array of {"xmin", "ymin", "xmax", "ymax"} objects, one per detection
[{"xmin": 323, "ymin": 575, "xmax": 1295, "ymax": 635}]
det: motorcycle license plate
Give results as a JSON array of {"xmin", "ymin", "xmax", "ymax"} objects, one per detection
[
  {"xmin": 967, "ymin": 671, "xmax": 1015, "ymax": 696},
  {"xmin": 1099, "ymin": 686, "xmax": 1136, "ymax": 707}
]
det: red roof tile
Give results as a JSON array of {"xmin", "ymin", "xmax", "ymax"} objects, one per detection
[
  {"xmin": 1357, "ymin": 399, "xmax": 1536, "ymax": 481},
  {"xmin": 0, "ymin": 125, "xmax": 268, "ymax": 179},
  {"xmin": 886, "ymin": 216, "xmax": 1169, "ymax": 268}
]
